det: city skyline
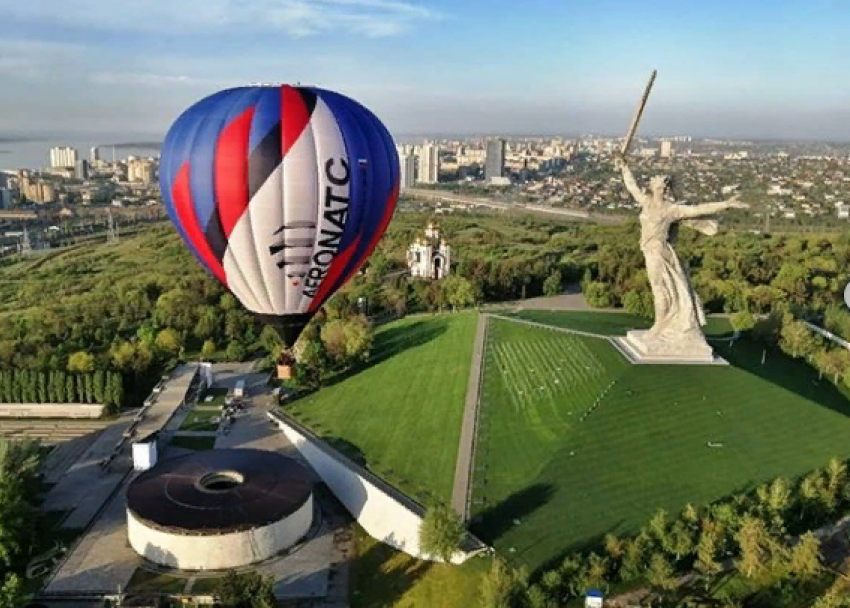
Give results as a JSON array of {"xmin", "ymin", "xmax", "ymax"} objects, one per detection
[{"xmin": 0, "ymin": 0, "xmax": 849, "ymax": 139}]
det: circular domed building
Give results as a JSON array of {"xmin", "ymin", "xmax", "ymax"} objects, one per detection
[{"xmin": 126, "ymin": 448, "xmax": 313, "ymax": 570}]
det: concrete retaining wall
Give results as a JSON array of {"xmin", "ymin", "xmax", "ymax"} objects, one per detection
[
  {"xmin": 0, "ymin": 403, "xmax": 104, "ymax": 418},
  {"xmin": 268, "ymin": 411, "xmax": 471, "ymax": 563},
  {"xmin": 127, "ymin": 494, "xmax": 313, "ymax": 570}
]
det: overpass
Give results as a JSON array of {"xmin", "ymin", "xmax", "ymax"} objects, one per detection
[{"xmin": 403, "ymin": 188, "xmax": 625, "ymax": 224}]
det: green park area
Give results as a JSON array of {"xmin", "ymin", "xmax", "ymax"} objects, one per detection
[
  {"xmin": 287, "ymin": 312, "xmax": 478, "ymax": 505},
  {"xmin": 178, "ymin": 408, "xmax": 220, "ymax": 432},
  {"xmin": 471, "ymin": 313, "xmax": 850, "ymax": 572}
]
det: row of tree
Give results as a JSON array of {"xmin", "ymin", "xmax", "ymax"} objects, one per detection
[
  {"xmin": 0, "ymin": 369, "xmax": 123, "ymax": 409},
  {"xmin": 479, "ymin": 456, "xmax": 850, "ymax": 607}
]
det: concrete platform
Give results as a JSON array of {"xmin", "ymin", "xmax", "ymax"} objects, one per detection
[
  {"xmin": 612, "ymin": 333, "xmax": 729, "ymax": 366},
  {"xmin": 45, "ymin": 477, "xmax": 140, "ymax": 594}
]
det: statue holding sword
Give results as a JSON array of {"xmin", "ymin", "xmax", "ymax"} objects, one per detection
[{"xmin": 615, "ymin": 71, "xmax": 749, "ymax": 360}]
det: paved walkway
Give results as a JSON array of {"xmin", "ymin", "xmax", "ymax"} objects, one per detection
[
  {"xmin": 451, "ymin": 312, "xmax": 489, "ymax": 519},
  {"xmin": 45, "ymin": 476, "xmax": 139, "ymax": 595}
]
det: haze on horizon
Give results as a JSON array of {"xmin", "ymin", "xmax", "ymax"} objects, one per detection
[{"xmin": 0, "ymin": 0, "xmax": 848, "ymax": 141}]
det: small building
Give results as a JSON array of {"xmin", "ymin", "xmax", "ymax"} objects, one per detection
[
  {"xmin": 132, "ymin": 431, "xmax": 159, "ymax": 471},
  {"xmin": 407, "ymin": 223, "xmax": 451, "ymax": 280},
  {"xmin": 584, "ymin": 589, "xmax": 603, "ymax": 608}
]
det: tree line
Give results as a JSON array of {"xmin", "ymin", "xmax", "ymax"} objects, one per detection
[
  {"xmin": 0, "ymin": 370, "xmax": 123, "ymax": 409},
  {"xmin": 479, "ymin": 455, "xmax": 850, "ymax": 607}
]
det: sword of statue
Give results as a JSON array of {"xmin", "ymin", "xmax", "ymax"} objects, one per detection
[{"xmin": 620, "ymin": 69, "xmax": 657, "ymax": 156}]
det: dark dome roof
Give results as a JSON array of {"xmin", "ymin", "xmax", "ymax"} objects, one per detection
[{"xmin": 127, "ymin": 448, "xmax": 312, "ymax": 534}]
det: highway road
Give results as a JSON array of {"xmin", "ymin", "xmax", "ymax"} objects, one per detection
[{"xmin": 403, "ymin": 188, "xmax": 626, "ymax": 224}]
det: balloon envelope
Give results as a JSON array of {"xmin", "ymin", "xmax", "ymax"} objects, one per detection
[{"xmin": 160, "ymin": 85, "xmax": 400, "ymax": 344}]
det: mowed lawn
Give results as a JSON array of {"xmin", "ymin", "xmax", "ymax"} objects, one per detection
[
  {"xmin": 472, "ymin": 312, "xmax": 850, "ymax": 573},
  {"xmin": 288, "ymin": 312, "xmax": 478, "ymax": 504}
]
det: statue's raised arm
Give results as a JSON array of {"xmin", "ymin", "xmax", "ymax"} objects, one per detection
[
  {"xmin": 615, "ymin": 153, "xmax": 649, "ymax": 206},
  {"xmin": 671, "ymin": 196, "xmax": 749, "ymax": 221}
]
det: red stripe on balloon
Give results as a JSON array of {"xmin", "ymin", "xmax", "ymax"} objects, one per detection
[
  {"xmin": 309, "ymin": 180, "xmax": 400, "ymax": 312},
  {"xmin": 215, "ymin": 106, "xmax": 255, "ymax": 238},
  {"xmin": 172, "ymin": 162, "xmax": 227, "ymax": 285},
  {"xmin": 332, "ymin": 180, "xmax": 399, "ymax": 295},
  {"xmin": 282, "ymin": 85, "xmax": 311, "ymax": 155},
  {"xmin": 360, "ymin": 180, "xmax": 399, "ymax": 264},
  {"xmin": 308, "ymin": 235, "xmax": 362, "ymax": 312}
]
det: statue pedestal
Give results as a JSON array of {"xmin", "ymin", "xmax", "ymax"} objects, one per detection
[{"xmin": 613, "ymin": 330, "xmax": 727, "ymax": 366}]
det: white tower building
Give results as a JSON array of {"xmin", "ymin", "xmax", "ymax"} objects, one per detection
[
  {"xmin": 407, "ymin": 223, "xmax": 451, "ymax": 280},
  {"xmin": 399, "ymin": 153, "xmax": 416, "ymax": 190},
  {"xmin": 418, "ymin": 143, "xmax": 440, "ymax": 184}
]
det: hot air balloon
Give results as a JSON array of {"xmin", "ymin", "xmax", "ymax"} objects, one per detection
[{"xmin": 160, "ymin": 85, "xmax": 400, "ymax": 346}]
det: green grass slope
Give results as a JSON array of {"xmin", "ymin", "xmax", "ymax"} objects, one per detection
[
  {"xmin": 288, "ymin": 312, "xmax": 478, "ymax": 504},
  {"xmin": 472, "ymin": 312, "xmax": 850, "ymax": 573}
]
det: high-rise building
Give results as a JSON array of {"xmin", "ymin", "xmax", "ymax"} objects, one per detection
[
  {"xmin": 75, "ymin": 159, "xmax": 89, "ymax": 180},
  {"xmin": 39, "ymin": 182, "xmax": 56, "ymax": 203},
  {"xmin": 49, "ymin": 146, "xmax": 79, "ymax": 168},
  {"xmin": 418, "ymin": 143, "xmax": 440, "ymax": 184},
  {"xmin": 90, "ymin": 146, "xmax": 100, "ymax": 163},
  {"xmin": 660, "ymin": 141, "xmax": 673, "ymax": 159},
  {"xmin": 128, "ymin": 158, "xmax": 155, "ymax": 183},
  {"xmin": 485, "ymin": 139, "xmax": 506, "ymax": 182},
  {"xmin": 0, "ymin": 189, "xmax": 11, "ymax": 209},
  {"xmin": 399, "ymin": 153, "xmax": 416, "ymax": 190}
]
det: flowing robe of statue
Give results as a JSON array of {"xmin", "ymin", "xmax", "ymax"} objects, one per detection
[{"xmin": 617, "ymin": 158, "xmax": 748, "ymax": 358}]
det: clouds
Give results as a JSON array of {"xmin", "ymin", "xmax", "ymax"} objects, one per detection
[{"xmin": 0, "ymin": 0, "xmax": 442, "ymax": 38}]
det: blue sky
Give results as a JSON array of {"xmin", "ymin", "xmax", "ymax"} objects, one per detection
[{"xmin": 1, "ymin": 0, "xmax": 848, "ymax": 139}]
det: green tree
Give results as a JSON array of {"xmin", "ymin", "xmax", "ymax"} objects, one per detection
[
  {"xmin": 695, "ymin": 524, "xmax": 722, "ymax": 589},
  {"xmin": 215, "ymin": 570, "xmax": 276, "ymax": 608},
  {"xmin": 780, "ymin": 320, "xmax": 817, "ymax": 359},
  {"xmin": 646, "ymin": 552, "xmax": 677, "ymax": 592},
  {"xmin": 201, "ymin": 339, "xmax": 217, "ymax": 360},
  {"xmin": 583, "ymin": 281, "xmax": 612, "ymax": 308},
  {"xmin": 194, "ymin": 305, "xmax": 220, "ymax": 340},
  {"xmin": 620, "ymin": 534, "xmax": 649, "ymax": 582},
  {"xmin": 76, "ymin": 374, "xmax": 85, "ymax": 405},
  {"xmin": 665, "ymin": 520, "xmax": 695, "ymax": 561},
  {"xmin": 258, "ymin": 325, "xmax": 283, "ymax": 355},
  {"xmin": 110, "ymin": 341, "xmax": 136, "ymax": 372},
  {"xmin": 226, "ymin": 340, "xmax": 246, "ymax": 362},
  {"xmin": 342, "ymin": 316, "xmax": 373, "ymax": 362},
  {"xmin": 84, "ymin": 373, "xmax": 94, "ymax": 404},
  {"xmin": 93, "ymin": 370, "xmax": 105, "ymax": 404},
  {"xmin": 65, "ymin": 374, "xmax": 76, "ymax": 403},
  {"xmin": 623, "ymin": 290, "xmax": 653, "ymax": 318},
  {"xmin": 155, "ymin": 328, "xmax": 183, "ymax": 357},
  {"xmin": 418, "ymin": 504, "xmax": 466, "ymax": 562},
  {"xmin": 154, "ymin": 288, "xmax": 203, "ymax": 332},
  {"xmin": 444, "ymin": 275, "xmax": 477, "ymax": 311},
  {"xmin": 37, "ymin": 371, "xmax": 47, "ymax": 403},
  {"xmin": 542, "ymin": 270, "xmax": 562, "ymax": 297},
  {"xmin": 480, "ymin": 557, "xmax": 524, "ymax": 608},
  {"xmin": 731, "ymin": 310, "xmax": 756, "ymax": 332},
  {"xmin": 0, "ymin": 573, "xmax": 23, "ymax": 608},
  {"xmin": 68, "ymin": 350, "xmax": 94, "ymax": 373},
  {"xmin": 789, "ymin": 532, "xmax": 821, "ymax": 582}
]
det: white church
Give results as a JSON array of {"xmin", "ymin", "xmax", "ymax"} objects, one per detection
[{"xmin": 407, "ymin": 223, "xmax": 451, "ymax": 280}]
